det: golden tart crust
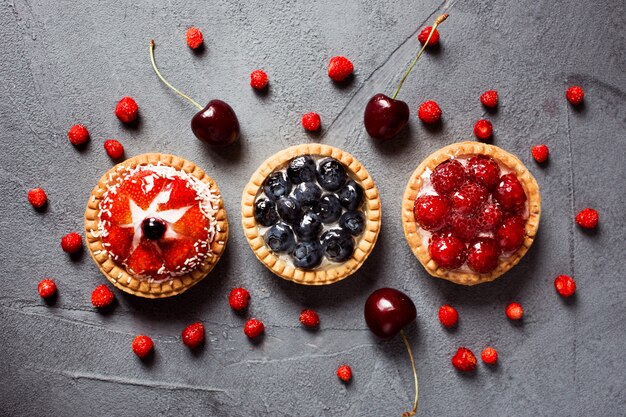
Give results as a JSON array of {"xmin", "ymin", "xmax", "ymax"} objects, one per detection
[
  {"xmin": 402, "ymin": 142, "xmax": 541, "ymax": 285},
  {"xmin": 84, "ymin": 153, "xmax": 228, "ymax": 298},
  {"xmin": 242, "ymin": 143, "xmax": 381, "ymax": 285}
]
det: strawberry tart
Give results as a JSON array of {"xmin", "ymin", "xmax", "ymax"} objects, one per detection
[{"xmin": 85, "ymin": 154, "xmax": 228, "ymax": 298}]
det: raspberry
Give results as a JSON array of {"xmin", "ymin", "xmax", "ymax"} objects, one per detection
[
  {"xmin": 250, "ymin": 70, "xmax": 269, "ymax": 90},
  {"xmin": 431, "ymin": 160, "xmax": 465, "ymax": 195},
  {"xmin": 28, "ymin": 188, "xmax": 48, "ymax": 209},
  {"xmin": 244, "ymin": 318, "xmax": 264, "ymax": 339},
  {"xmin": 132, "ymin": 335, "xmax": 154, "ymax": 358},
  {"xmin": 67, "ymin": 124, "xmax": 90, "ymax": 146},
  {"xmin": 494, "ymin": 173, "xmax": 527, "ymax": 211},
  {"xmin": 566, "ymin": 85, "xmax": 584, "ymax": 105},
  {"xmin": 554, "ymin": 274, "xmax": 576, "ymax": 297},
  {"xmin": 531, "ymin": 144, "xmax": 549, "ymax": 163},
  {"xmin": 473, "ymin": 119, "xmax": 493, "ymax": 141},
  {"xmin": 481, "ymin": 347, "xmax": 498, "ymax": 365},
  {"xmin": 104, "ymin": 139, "xmax": 125, "ymax": 159},
  {"xmin": 429, "ymin": 234, "xmax": 467, "ymax": 269},
  {"xmin": 505, "ymin": 302, "xmax": 523, "ymax": 320},
  {"xmin": 38, "ymin": 279, "xmax": 57, "ymax": 298},
  {"xmin": 418, "ymin": 100, "xmax": 442, "ymax": 124},
  {"xmin": 115, "ymin": 96, "xmax": 139, "ymax": 123},
  {"xmin": 480, "ymin": 90, "xmax": 498, "ymax": 108},
  {"xmin": 413, "ymin": 195, "xmax": 451, "ymax": 232},
  {"xmin": 496, "ymin": 216, "xmax": 526, "ymax": 252},
  {"xmin": 449, "ymin": 214, "xmax": 479, "ymax": 242},
  {"xmin": 451, "ymin": 182, "xmax": 488, "ymax": 215},
  {"xmin": 182, "ymin": 322, "xmax": 205, "ymax": 348},
  {"xmin": 466, "ymin": 237, "xmax": 501, "ymax": 274},
  {"xmin": 417, "ymin": 26, "xmax": 440, "ymax": 46},
  {"xmin": 336, "ymin": 364, "xmax": 352, "ymax": 382},
  {"xmin": 575, "ymin": 208, "xmax": 598, "ymax": 229},
  {"xmin": 466, "ymin": 155, "xmax": 501, "ymax": 191},
  {"xmin": 61, "ymin": 232, "xmax": 82, "ymax": 254},
  {"xmin": 186, "ymin": 27, "xmax": 204, "ymax": 49},
  {"xmin": 299, "ymin": 309, "xmax": 320, "ymax": 328},
  {"xmin": 451, "ymin": 347, "xmax": 476, "ymax": 372},
  {"xmin": 328, "ymin": 56, "xmax": 353, "ymax": 82},
  {"xmin": 228, "ymin": 287, "xmax": 250, "ymax": 311},
  {"xmin": 477, "ymin": 203, "xmax": 503, "ymax": 232},
  {"xmin": 91, "ymin": 284, "xmax": 115, "ymax": 308},
  {"xmin": 438, "ymin": 304, "xmax": 458, "ymax": 328},
  {"xmin": 301, "ymin": 112, "xmax": 321, "ymax": 131}
]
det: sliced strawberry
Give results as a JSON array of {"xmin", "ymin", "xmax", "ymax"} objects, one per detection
[
  {"xmin": 119, "ymin": 170, "xmax": 168, "ymax": 210},
  {"xmin": 101, "ymin": 191, "xmax": 132, "ymax": 225},
  {"xmin": 172, "ymin": 205, "xmax": 209, "ymax": 240},
  {"xmin": 102, "ymin": 225, "xmax": 134, "ymax": 260},
  {"xmin": 125, "ymin": 239, "xmax": 163, "ymax": 278},
  {"xmin": 160, "ymin": 238, "xmax": 198, "ymax": 271},
  {"xmin": 158, "ymin": 177, "xmax": 198, "ymax": 211}
]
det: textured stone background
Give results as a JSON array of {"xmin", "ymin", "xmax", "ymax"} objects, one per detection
[{"xmin": 1, "ymin": 0, "xmax": 625, "ymax": 416}]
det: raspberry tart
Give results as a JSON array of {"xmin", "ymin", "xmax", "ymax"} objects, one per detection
[
  {"xmin": 402, "ymin": 142, "xmax": 540, "ymax": 285},
  {"xmin": 242, "ymin": 144, "xmax": 381, "ymax": 285},
  {"xmin": 85, "ymin": 154, "xmax": 228, "ymax": 298}
]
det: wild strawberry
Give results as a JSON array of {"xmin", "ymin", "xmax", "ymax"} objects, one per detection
[
  {"xmin": 182, "ymin": 322, "xmax": 205, "ymax": 348},
  {"xmin": 104, "ymin": 139, "xmax": 125, "ymax": 159},
  {"xmin": 328, "ymin": 56, "xmax": 353, "ymax": 82},
  {"xmin": 228, "ymin": 287, "xmax": 250, "ymax": 311},
  {"xmin": 28, "ymin": 188, "xmax": 48, "ymax": 209},
  {"xmin": 480, "ymin": 90, "xmax": 498, "ymax": 108},
  {"xmin": 301, "ymin": 112, "xmax": 321, "ymax": 131},
  {"xmin": 438, "ymin": 304, "xmax": 459, "ymax": 328},
  {"xmin": 494, "ymin": 173, "xmax": 527, "ymax": 211},
  {"xmin": 451, "ymin": 182, "xmax": 488, "ymax": 215},
  {"xmin": 67, "ymin": 124, "xmax": 90, "ymax": 146},
  {"xmin": 418, "ymin": 100, "xmax": 442, "ymax": 123},
  {"xmin": 38, "ymin": 279, "xmax": 57, "ymax": 298},
  {"xmin": 91, "ymin": 284, "xmax": 115, "ymax": 308},
  {"xmin": 575, "ymin": 208, "xmax": 598, "ymax": 229},
  {"xmin": 531, "ymin": 144, "xmax": 549, "ymax": 163},
  {"xmin": 299, "ymin": 309, "xmax": 320, "ymax": 328},
  {"xmin": 466, "ymin": 155, "xmax": 501, "ymax": 191},
  {"xmin": 451, "ymin": 347, "xmax": 477, "ymax": 372},
  {"xmin": 466, "ymin": 237, "xmax": 501, "ymax": 273},
  {"xmin": 336, "ymin": 364, "xmax": 352, "ymax": 382},
  {"xmin": 481, "ymin": 347, "xmax": 498, "ymax": 365},
  {"xmin": 566, "ymin": 85, "xmax": 584, "ymax": 105},
  {"xmin": 496, "ymin": 216, "xmax": 526, "ymax": 252},
  {"xmin": 61, "ymin": 232, "xmax": 82, "ymax": 254},
  {"xmin": 505, "ymin": 302, "xmax": 523, "ymax": 320},
  {"xmin": 115, "ymin": 96, "xmax": 139, "ymax": 123},
  {"xmin": 132, "ymin": 335, "xmax": 154, "ymax": 358},
  {"xmin": 250, "ymin": 70, "xmax": 269, "ymax": 90},
  {"xmin": 430, "ymin": 160, "xmax": 465, "ymax": 195},
  {"xmin": 474, "ymin": 119, "xmax": 493, "ymax": 141},
  {"xmin": 554, "ymin": 274, "xmax": 576, "ymax": 297},
  {"xmin": 417, "ymin": 26, "xmax": 440, "ymax": 46},
  {"xmin": 413, "ymin": 195, "xmax": 451, "ymax": 232},
  {"xmin": 477, "ymin": 203, "xmax": 503, "ymax": 232},
  {"xmin": 429, "ymin": 234, "xmax": 467, "ymax": 269},
  {"xmin": 186, "ymin": 27, "xmax": 204, "ymax": 49},
  {"xmin": 244, "ymin": 318, "xmax": 264, "ymax": 338}
]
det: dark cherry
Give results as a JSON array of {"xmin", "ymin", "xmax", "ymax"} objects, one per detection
[
  {"xmin": 142, "ymin": 217, "xmax": 166, "ymax": 240},
  {"xmin": 363, "ymin": 93, "xmax": 410, "ymax": 141},
  {"xmin": 191, "ymin": 100, "xmax": 240, "ymax": 146},
  {"xmin": 364, "ymin": 288, "xmax": 417, "ymax": 339}
]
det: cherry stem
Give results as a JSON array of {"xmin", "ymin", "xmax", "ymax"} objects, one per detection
[
  {"xmin": 149, "ymin": 40, "xmax": 203, "ymax": 111},
  {"xmin": 391, "ymin": 13, "xmax": 449, "ymax": 100},
  {"xmin": 400, "ymin": 329, "xmax": 419, "ymax": 417}
]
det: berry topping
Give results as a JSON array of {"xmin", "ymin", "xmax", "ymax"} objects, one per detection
[
  {"xmin": 338, "ymin": 180, "xmax": 364, "ymax": 211},
  {"xmin": 413, "ymin": 195, "xmax": 451, "ymax": 232},
  {"xmin": 554, "ymin": 274, "xmax": 576, "ymax": 297},
  {"xmin": 451, "ymin": 182, "xmax": 488, "ymax": 215},
  {"xmin": 38, "ymin": 279, "xmax": 57, "ymax": 299},
  {"xmin": 451, "ymin": 347, "xmax": 477, "ymax": 372},
  {"xmin": 61, "ymin": 232, "xmax": 82, "ymax": 254},
  {"xmin": 531, "ymin": 144, "xmax": 549, "ymax": 163},
  {"xmin": 276, "ymin": 197, "xmax": 303, "ymax": 225},
  {"xmin": 132, "ymin": 335, "xmax": 154, "ymax": 359},
  {"xmin": 417, "ymin": 26, "xmax": 440, "ymax": 46},
  {"xmin": 91, "ymin": 284, "xmax": 115, "ymax": 308},
  {"xmin": 291, "ymin": 240, "xmax": 324, "ymax": 269},
  {"xmin": 317, "ymin": 158, "xmax": 347, "ymax": 191},
  {"xmin": 104, "ymin": 139, "xmax": 124, "ymax": 159},
  {"xmin": 474, "ymin": 119, "xmax": 493, "ymax": 141},
  {"xmin": 287, "ymin": 156, "xmax": 317, "ymax": 184},
  {"xmin": 250, "ymin": 69, "xmax": 269, "ymax": 90},
  {"xmin": 494, "ymin": 173, "xmax": 527, "ymax": 211},
  {"xmin": 182, "ymin": 322, "xmax": 205, "ymax": 348},
  {"xmin": 336, "ymin": 365, "xmax": 352, "ymax": 382},
  {"xmin": 566, "ymin": 85, "xmax": 584, "ymax": 105},
  {"xmin": 438, "ymin": 304, "xmax": 458, "ymax": 328},
  {"xmin": 28, "ymin": 187, "xmax": 47, "ymax": 209},
  {"xmin": 575, "ymin": 208, "xmax": 598, "ymax": 229},
  {"xmin": 496, "ymin": 216, "xmax": 526, "ymax": 252},
  {"xmin": 264, "ymin": 223, "xmax": 296, "ymax": 253},
  {"xmin": 449, "ymin": 214, "xmax": 479, "ymax": 241},
  {"xmin": 431, "ymin": 160, "xmax": 465, "ymax": 195},
  {"xmin": 328, "ymin": 56, "xmax": 353, "ymax": 82},
  {"xmin": 254, "ymin": 198, "xmax": 279, "ymax": 227},
  {"xmin": 339, "ymin": 210, "xmax": 366, "ymax": 236},
  {"xmin": 185, "ymin": 27, "xmax": 204, "ymax": 49},
  {"xmin": 314, "ymin": 194, "xmax": 343, "ymax": 224},
  {"xmin": 466, "ymin": 237, "xmax": 501, "ymax": 273},
  {"xmin": 299, "ymin": 309, "xmax": 320, "ymax": 328},
  {"xmin": 481, "ymin": 347, "xmax": 498, "ymax": 365},
  {"xmin": 228, "ymin": 287, "xmax": 251, "ymax": 311},
  {"xmin": 320, "ymin": 229, "xmax": 355, "ymax": 262},
  {"xmin": 263, "ymin": 171, "xmax": 292, "ymax": 201},
  {"xmin": 293, "ymin": 182, "xmax": 322, "ymax": 207},
  {"xmin": 67, "ymin": 124, "xmax": 89, "ymax": 146},
  {"xmin": 505, "ymin": 302, "xmax": 523, "ymax": 320},
  {"xmin": 294, "ymin": 212, "xmax": 323, "ymax": 239},
  {"xmin": 115, "ymin": 96, "xmax": 139, "ymax": 123},
  {"xmin": 141, "ymin": 217, "xmax": 167, "ymax": 240},
  {"xmin": 480, "ymin": 90, "xmax": 499, "ymax": 108},
  {"xmin": 466, "ymin": 155, "xmax": 501, "ymax": 191},
  {"xmin": 418, "ymin": 100, "xmax": 442, "ymax": 124},
  {"xmin": 429, "ymin": 234, "xmax": 467, "ymax": 269},
  {"xmin": 244, "ymin": 318, "xmax": 264, "ymax": 339},
  {"xmin": 301, "ymin": 112, "xmax": 321, "ymax": 131},
  {"xmin": 477, "ymin": 203, "xmax": 504, "ymax": 232}
]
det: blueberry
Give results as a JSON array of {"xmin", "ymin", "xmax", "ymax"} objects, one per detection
[
  {"xmin": 339, "ymin": 211, "xmax": 366, "ymax": 236},
  {"xmin": 338, "ymin": 180, "xmax": 364, "ymax": 210},
  {"xmin": 142, "ymin": 217, "xmax": 166, "ymax": 240},
  {"xmin": 254, "ymin": 198, "xmax": 279, "ymax": 226},
  {"xmin": 276, "ymin": 197, "xmax": 303, "ymax": 225},
  {"xmin": 320, "ymin": 229, "xmax": 355, "ymax": 262},
  {"xmin": 291, "ymin": 240, "xmax": 324, "ymax": 269},
  {"xmin": 264, "ymin": 223, "xmax": 296, "ymax": 253},
  {"xmin": 294, "ymin": 212, "xmax": 323, "ymax": 239},
  {"xmin": 316, "ymin": 158, "xmax": 347, "ymax": 191},
  {"xmin": 293, "ymin": 182, "xmax": 322, "ymax": 207},
  {"xmin": 287, "ymin": 155, "xmax": 317, "ymax": 184},
  {"xmin": 314, "ymin": 194, "xmax": 342, "ymax": 224},
  {"xmin": 263, "ymin": 172, "xmax": 292, "ymax": 201}
]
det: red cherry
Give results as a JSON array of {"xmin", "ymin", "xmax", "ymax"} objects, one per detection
[
  {"xmin": 430, "ymin": 160, "xmax": 465, "ymax": 195},
  {"xmin": 451, "ymin": 182, "xmax": 488, "ymax": 215},
  {"xmin": 413, "ymin": 195, "xmax": 451, "ymax": 231},
  {"xmin": 364, "ymin": 93, "xmax": 409, "ymax": 141},
  {"xmin": 429, "ymin": 234, "xmax": 467, "ymax": 269},
  {"xmin": 364, "ymin": 288, "xmax": 416, "ymax": 339},
  {"xmin": 466, "ymin": 237, "xmax": 501, "ymax": 273},
  {"xmin": 466, "ymin": 155, "xmax": 501, "ymax": 191},
  {"xmin": 417, "ymin": 26, "xmax": 440, "ymax": 46},
  {"xmin": 494, "ymin": 174, "xmax": 527, "ymax": 211},
  {"xmin": 496, "ymin": 216, "xmax": 526, "ymax": 252}
]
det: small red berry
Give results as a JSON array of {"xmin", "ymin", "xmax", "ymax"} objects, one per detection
[
  {"xmin": 115, "ymin": 96, "xmax": 139, "ymax": 123},
  {"xmin": 418, "ymin": 100, "xmax": 442, "ymax": 124},
  {"xmin": 61, "ymin": 232, "xmax": 82, "ymax": 254},
  {"xmin": 244, "ymin": 318, "xmax": 264, "ymax": 339},
  {"xmin": 496, "ymin": 216, "xmax": 526, "ymax": 252},
  {"xmin": 336, "ymin": 364, "xmax": 352, "ymax": 382},
  {"xmin": 413, "ymin": 195, "xmax": 451, "ymax": 232},
  {"xmin": 182, "ymin": 322, "xmax": 205, "ymax": 348},
  {"xmin": 132, "ymin": 335, "xmax": 154, "ymax": 359},
  {"xmin": 451, "ymin": 347, "xmax": 477, "ymax": 372},
  {"xmin": 449, "ymin": 213, "xmax": 479, "ymax": 242},
  {"xmin": 554, "ymin": 274, "xmax": 576, "ymax": 297},
  {"xmin": 301, "ymin": 112, "xmax": 321, "ymax": 131},
  {"xmin": 451, "ymin": 182, "xmax": 489, "ymax": 215},
  {"xmin": 531, "ymin": 144, "xmax": 549, "ymax": 163},
  {"xmin": 474, "ymin": 119, "xmax": 493, "ymax": 141},
  {"xmin": 481, "ymin": 347, "xmax": 498, "ymax": 365},
  {"xmin": 438, "ymin": 304, "xmax": 459, "ymax": 328},
  {"xmin": 417, "ymin": 26, "xmax": 440, "ymax": 46},
  {"xmin": 566, "ymin": 85, "xmax": 584, "ymax": 105},
  {"xmin": 505, "ymin": 302, "xmax": 523, "ymax": 320},
  {"xmin": 480, "ymin": 90, "xmax": 499, "ymax": 108},
  {"xmin": 575, "ymin": 208, "xmax": 598, "ymax": 229},
  {"xmin": 431, "ymin": 160, "xmax": 465, "ymax": 195},
  {"xmin": 250, "ymin": 70, "xmax": 269, "ymax": 90},
  {"xmin": 38, "ymin": 279, "xmax": 57, "ymax": 299},
  {"xmin": 429, "ymin": 235, "xmax": 467, "ymax": 269},
  {"xmin": 186, "ymin": 27, "xmax": 204, "ymax": 49},
  {"xmin": 328, "ymin": 56, "xmax": 353, "ymax": 82},
  {"xmin": 299, "ymin": 309, "xmax": 320, "ymax": 328},
  {"xmin": 228, "ymin": 287, "xmax": 250, "ymax": 311},
  {"xmin": 91, "ymin": 284, "xmax": 115, "ymax": 308},
  {"xmin": 104, "ymin": 139, "xmax": 125, "ymax": 159},
  {"xmin": 477, "ymin": 203, "xmax": 504, "ymax": 232},
  {"xmin": 28, "ymin": 188, "xmax": 48, "ymax": 209},
  {"xmin": 466, "ymin": 155, "xmax": 501, "ymax": 191},
  {"xmin": 466, "ymin": 237, "xmax": 501, "ymax": 274},
  {"xmin": 67, "ymin": 124, "xmax": 90, "ymax": 146},
  {"xmin": 494, "ymin": 173, "xmax": 527, "ymax": 211}
]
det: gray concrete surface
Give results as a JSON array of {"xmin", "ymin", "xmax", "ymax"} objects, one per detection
[{"xmin": 1, "ymin": 0, "xmax": 625, "ymax": 416}]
